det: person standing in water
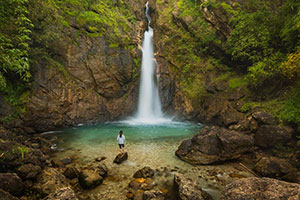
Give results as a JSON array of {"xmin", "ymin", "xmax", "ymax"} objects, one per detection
[{"xmin": 117, "ymin": 130, "xmax": 125, "ymax": 152}]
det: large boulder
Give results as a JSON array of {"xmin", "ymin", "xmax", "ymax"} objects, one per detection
[
  {"xmin": 45, "ymin": 187, "xmax": 79, "ymax": 200},
  {"xmin": 174, "ymin": 173, "xmax": 212, "ymax": 200},
  {"xmin": 113, "ymin": 152, "xmax": 128, "ymax": 164},
  {"xmin": 33, "ymin": 168, "xmax": 69, "ymax": 197},
  {"xmin": 255, "ymin": 125, "xmax": 293, "ymax": 148},
  {"xmin": 0, "ymin": 188, "xmax": 19, "ymax": 200},
  {"xmin": 221, "ymin": 177, "xmax": 300, "ymax": 200},
  {"xmin": 133, "ymin": 167, "xmax": 155, "ymax": 178},
  {"xmin": 78, "ymin": 168, "xmax": 103, "ymax": 189},
  {"xmin": 0, "ymin": 173, "xmax": 24, "ymax": 196},
  {"xmin": 175, "ymin": 126, "xmax": 254, "ymax": 164},
  {"xmin": 16, "ymin": 163, "xmax": 42, "ymax": 180},
  {"xmin": 254, "ymin": 156, "xmax": 296, "ymax": 178}
]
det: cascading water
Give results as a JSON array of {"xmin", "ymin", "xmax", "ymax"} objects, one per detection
[{"xmin": 125, "ymin": 2, "xmax": 172, "ymax": 125}]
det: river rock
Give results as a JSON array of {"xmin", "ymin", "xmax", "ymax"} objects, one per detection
[
  {"xmin": 16, "ymin": 163, "xmax": 42, "ymax": 180},
  {"xmin": 175, "ymin": 126, "xmax": 254, "ymax": 164},
  {"xmin": 254, "ymin": 156, "xmax": 296, "ymax": 178},
  {"xmin": 78, "ymin": 168, "xmax": 103, "ymax": 189},
  {"xmin": 63, "ymin": 166, "xmax": 78, "ymax": 179},
  {"xmin": 0, "ymin": 188, "xmax": 19, "ymax": 200},
  {"xmin": 33, "ymin": 168, "xmax": 69, "ymax": 196},
  {"xmin": 252, "ymin": 110, "xmax": 276, "ymax": 125},
  {"xmin": 133, "ymin": 167, "xmax": 155, "ymax": 178},
  {"xmin": 221, "ymin": 177, "xmax": 300, "ymax": 200},
  {"xmin": 174, "ymin": 173, "xmax": 212, "ymax": 200},
  {"xmin": 44, "ymin": 187, "xmax": 79, "ymax": 200},
  {"xmin": 98, "ymin": 163, "xmax": 108, "ymax": 178},
  {"xmin": 0, "ymin": 173, "xmax": 24, "ymax": 196},
  {"xmin": 113, "ymin": 152, "xmax": 128, "ymax": 164},
  {"xmin": 255, "ymin": 125, "xmax": 293, "ymax": 148},
  {"xmin": 143, "ymin": 189, "xmax": 165, "ymax": 200}
]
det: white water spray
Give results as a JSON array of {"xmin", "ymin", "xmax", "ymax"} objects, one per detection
[{"xmin": 127, "ymin": 2, "xmax": 171, "ymax": 125}]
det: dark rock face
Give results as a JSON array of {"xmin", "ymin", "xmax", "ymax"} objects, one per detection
[
  {"xmin": 252, "ymin": 110, "xmax": 276, "ymax": 125},
  {"xmin": 0, "ymin": 188, "xmax": 19, "ymax": 200},
  {"xmin": 78, "ymin": 168, "xmax": 103, "ymax": 189},
  {"xmin": 45, "ymin": 187, "xmax": 79, "ymax": 200},
  {"xmin": 16, "ymin": 163, "xmax": 42, "ymax": 180},
  {"xmin": 174, "ymin": 173, "xmax": 212, "ymax": 200},
  {"xmin": 255, "ymin": 125, "xmax": 293, "ymax": 148},
  {"xmin": 254, "ymin": 156, "xmax": 296, "ymax": 178},
  {"xmin": 0, "ymin": 173, "xmax": 24, "ymax": 196},
  {"xmin": 221, "ymin": 177, "xmax": 300, "ymax": 200},
  {"xmin": 133, "ymin": 167, "xmax": 155, "ymax": 178},
  {"xmin": 176, "ymin": 126, "xmax": 254, "ymax": 164},
  {"xmin": 113, "ymin": 152, "xmax": 128, "ymax": 164}
]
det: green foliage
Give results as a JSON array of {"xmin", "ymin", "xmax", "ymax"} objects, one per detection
[
  {"xmin": 280, "ymin": 82, "xmax": 300, "ymax": 124},
  {"xmin": 229, "ymin": 77, "xmax": 248, "ymax": 89},
  {"xmin": 13, "ymin": 146, "xmax": 29, "ymax": 159},
  {"xmin": 0, "ymin": 0, "xmax": 33, "ymax": 91}
]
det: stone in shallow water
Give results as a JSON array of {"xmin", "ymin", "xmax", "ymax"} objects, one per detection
[
  {"xmin": 63, "ymin": 166, "xmax": 78, "ymax": 179},
  {"xmin": 78, "ymin": 168, "xmax": 103, "ymax": 189},
  {"xmin": 133, "ymin": 167, "xmax": 155, "ymax": 178},
  {"xmin": 113, "ymin": 152, "xmax": 128, "ymax": 164},
  {"xmin": 174, "ymin": 173, "xmax": 212, "ymax": 200}
]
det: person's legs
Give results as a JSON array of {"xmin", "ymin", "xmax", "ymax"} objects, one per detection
[{"xmin": 118, "ymin": 144, "xmax": 122, "ymax": 153}]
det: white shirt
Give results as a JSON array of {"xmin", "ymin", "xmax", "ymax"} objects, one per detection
[{"xmin": 117, "ymin": 135, "xmax": 125, "ymax": 144}]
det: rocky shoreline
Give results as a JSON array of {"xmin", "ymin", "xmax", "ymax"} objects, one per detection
[{"xmin": 1, "ymin": 109, "xmax": 300, "ymax": 200}]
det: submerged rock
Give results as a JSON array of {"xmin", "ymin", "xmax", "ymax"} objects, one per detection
[
  {"xmin": 113, "ymin": 152, "xmax": 128, "ymax": 164},
  {"xmin": 175, "ymin": 126, "xmax": 254, "ymax": 164},
  {"xmin": 221, "ymin": 177, "xmax": 300, "ymax": 200},
  {"xmin": 143, "ymin": 189, "xmax": 165, "ymax": 200},
  {"xmin": 174, "ymin": 173, "xmax": 212, "ymax": 200},
  {"xmin": 0, "ymin": 173, "xmax": 24, "ymax": 196},
  {"xmin": 133, "ymin": 167, "xmax": 155, "ymax": 178},
  {"xmin": 78, "ymin": 168, "xmax": 103, "ymax": 189},
  {"xmin": 45, "ymin": 187, "xmax": 79, "ymax": 200}
]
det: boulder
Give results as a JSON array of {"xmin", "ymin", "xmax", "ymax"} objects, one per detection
[
  {"xmin": 16, "ymin": 163, "xmax": 42, "ymax": 180},
  {"xmin": 78, "ymin": 168, "xmax": 103, "ymax": 189},
  {"xmin": 255, "ymin": 125, "xmax": 293, "ymax": 148},
  {"xmin": 254, "ymin": 156, "xmax": 296, "ymax": 178},
  {"xmin": 0, "ymin": 173, "xmax": 24, "ymax": 196},
  {"xmin": 44, "ymin": 187, "xmax": 79, "ymax": 200},
  {"xmin": 63, "ymin": 167, "xmax": 78, "ymax": 179},
  {"xmin": 0, "ymin": 188, "xmax": 19, "ymax": 200},
  {"xmin": 33, "ymin": 168, "xmax": 69, "ymax": 196},
  {"xmin": 133, "ymin": 167, "xmax": 155, "ymax": 178},
  {"xmin": 174, "ymin": 173, "xmax": 212, "ymax": 200},
  {"xmin": 221, "ymin": 177, "xmax": 300, "ymax": 200},
  {"xmin": 113, "ymin": 152, "xmax": 128, "ymax": 164},
  {"xmin": 143, "ymin": 189, "xmax": 165, "ymax": 200},
  {"xmin": 252, "ymin": 110, "xmax": 276, "ymax": 125},
  {"xmin": 176, "ymin": 126, "xmax": 254, "ymax": 164},
  {"xmin": 98, "ymin": 163, "xmax": 108, "ymax": 178}
]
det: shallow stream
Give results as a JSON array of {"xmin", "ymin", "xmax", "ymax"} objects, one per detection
[{"xmin": 47, "ymin": 121, "xmax": 253, "ymax": 200}]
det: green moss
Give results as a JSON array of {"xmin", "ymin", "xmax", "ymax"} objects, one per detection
[{"xmin": 229, "ymin": 77, "xmax": 248, "ymax": 89}]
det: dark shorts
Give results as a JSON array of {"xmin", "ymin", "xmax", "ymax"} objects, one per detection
[{"xmin": 118, "ymin": 144, "xmax": 125, "ymax": 149}]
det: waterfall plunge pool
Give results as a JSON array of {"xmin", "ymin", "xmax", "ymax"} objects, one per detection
[{"xmin": 45, "ymin": 121, "xmax": 254, "ymax": 200}]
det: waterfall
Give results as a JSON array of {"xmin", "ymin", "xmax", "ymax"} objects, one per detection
[{"xmin": 127, "ymin": 2, "xmax": 171, "ymax": 125}]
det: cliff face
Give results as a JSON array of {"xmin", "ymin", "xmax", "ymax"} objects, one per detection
[{"xmin": 15, "ymin": 0, "xmax": 147, "ymax": 131}]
